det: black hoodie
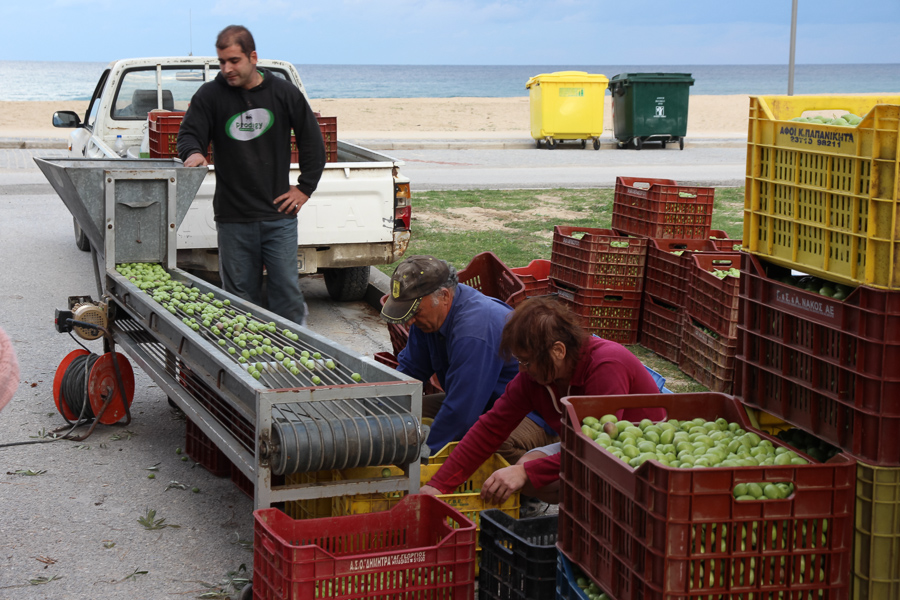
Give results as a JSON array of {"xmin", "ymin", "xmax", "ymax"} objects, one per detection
[{"xmin": 177, "ymin": 68, "xmax": 326, "ymax": 223}]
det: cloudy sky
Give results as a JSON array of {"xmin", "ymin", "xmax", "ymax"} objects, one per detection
[{"xmin": 3, "ymin": 0, "xmax": 898, "ymax": 64}]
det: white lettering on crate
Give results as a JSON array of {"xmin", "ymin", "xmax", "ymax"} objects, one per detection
[
  {"xmin": 774, "ymin": 289, "xmax": 836, "ymax": 319},
  {"xmin": 347, "ymin": 551, "xmax": 427, "ymax": 572}
]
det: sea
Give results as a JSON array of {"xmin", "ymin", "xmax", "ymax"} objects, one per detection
[{"xmin": 1, "ymin": 61, "xmax": 898, "ymax": 101}]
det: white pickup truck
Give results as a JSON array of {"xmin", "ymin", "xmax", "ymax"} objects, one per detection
[{"xmin": 52, "ymin": 56, "xmax": 411, "ymax": 301}]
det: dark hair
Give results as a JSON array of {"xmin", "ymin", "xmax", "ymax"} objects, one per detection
[
  {"xmin": 216, "ymin": 25, "xmax": 256, "ymax": 57},
  {"xmin": 500, "ymin": 296, "xmax": 587, "ymax": 383}
]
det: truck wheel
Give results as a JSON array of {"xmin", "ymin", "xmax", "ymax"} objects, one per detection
[
  {"xmin": 323, "ymin": 266, "xmax": 370, "ymax": 302},
  {"xmin": 74, "ymin": 217, "xmax": 90, "ymax": 252}
]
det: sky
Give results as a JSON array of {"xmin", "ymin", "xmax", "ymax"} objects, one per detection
[{"xmin": 2, "ymin": 0, "xmax": 898, "ymax": 65}]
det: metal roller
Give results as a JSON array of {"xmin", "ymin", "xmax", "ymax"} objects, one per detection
[{"xmin": 269, "ymin": 400, "xmax": 421, "ymax": 476}]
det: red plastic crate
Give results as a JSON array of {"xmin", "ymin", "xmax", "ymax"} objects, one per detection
[
  {"xmin": 253, "ymin": 494, "xmax": 476, "ymax": 600},
  {"xmin": 735, "ymin": 253, "xmax": 900, "ymax": 466},
  {"xmin": 511, "ymin": 259, "xmax": 552, "ymax": 299},
  {"xmin": 685, "ymin": 252, "xmax": 742, "ymax": 339},
  {"xmin": 644, "ymin": 238, "xmax": 720, "ymax": 309},
  {"xmin": 558, "ymin": 392, "xmax": 856, "ymax": 600},
  {"xmin": 185, "ymin": 416, "xmax": 231, "ymax": 477},
  {"xmin": 550, "ymin": 227, "xmax": 647, "ymax": 292},
  {"xmin": 291, "ymin": 116, "xmax": 338, "ymax": 163},
  {"xmin": 379, "ymin": 294, "xmax": 412, "ymax": 356},
  {"xmin": 639, "ymin": 294, "xmax": 683, "ymax": 363},
  {"xmin": 552, "ymin": 281, "xmax": 642, "ymax": 345},
  {"xmin": 708, "ymin": 229, "xmax": 744, "ymax": 252},
  {"xmin": 611, "ymin": 176, "xmax": 715, "ymax": 239},
  {"xmin": 678, "ymin": 314, "xmax": 738, "ymax": 393},
  {"xmin": 148, "ymin": 111, "xmax": 338, "ymax": 162},
  {"xmin": 459, "ymin": 252, "xmax": 526, "ymax": 308},
  {"xmin": 373, "ymin": 351, "xmax": 443, "ymax": 396}
]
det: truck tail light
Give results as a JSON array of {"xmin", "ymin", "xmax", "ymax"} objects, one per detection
[{"xmin": 394, "ymin": 182, "xmax": 411, "ymax": 231}]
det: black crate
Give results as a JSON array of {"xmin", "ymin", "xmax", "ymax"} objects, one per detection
[{"xmin": 478, "ymin": 510, "xmax": 558, "ymax": 600}]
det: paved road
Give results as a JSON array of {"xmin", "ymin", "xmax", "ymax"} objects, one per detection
[
  {"xmin": 357, "ymin": 139, "xmax": 747, "ymax": 190},
  {"xmin": 2, "ymin": 141, "xmax": 748, "ymax": 193}
]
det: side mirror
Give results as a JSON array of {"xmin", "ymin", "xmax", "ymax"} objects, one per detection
[{"xmin": 53, "ymin": 111, "xmax": 81, "ymax": 128}]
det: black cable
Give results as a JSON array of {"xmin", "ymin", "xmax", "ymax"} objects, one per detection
[
  {"xmin": 59, "ymin": 353, "xmax": 99, "ymax": 425},
  {"xmin": 68, "ymin": 330, "xmax": 90, "ymax": 353},
  {"xmin": 0, "ymin": 438, "xmax": 64, "ymax": 448}
]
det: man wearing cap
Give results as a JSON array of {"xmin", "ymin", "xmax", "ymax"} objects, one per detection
[{"xmin": 382, "ymin": 255, "xmax": 558, "ymax": 464}]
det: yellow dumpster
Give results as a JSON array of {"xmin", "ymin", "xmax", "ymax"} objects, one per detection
[{"xmin": 526, "ymin": 71, "xmax": 609, "ymax": 150}]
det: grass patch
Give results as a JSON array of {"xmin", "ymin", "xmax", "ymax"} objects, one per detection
[{"xmin": 380, "ymin": 186, "xmax": 744, "ymax": 274}]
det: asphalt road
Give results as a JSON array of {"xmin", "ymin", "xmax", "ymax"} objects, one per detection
[{"xmin": 366, "ymin": 141, "xmax": 747, "ymax": 190}]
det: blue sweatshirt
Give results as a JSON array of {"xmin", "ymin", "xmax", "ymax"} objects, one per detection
[{"xmin": 397, "ymin": 284, "xmax": 551, "ymax": 453}]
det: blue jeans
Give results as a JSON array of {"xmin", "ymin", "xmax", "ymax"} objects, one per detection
[{"xmin": 217, "ymin": 219, "xmax": 306, "ymax": 325}]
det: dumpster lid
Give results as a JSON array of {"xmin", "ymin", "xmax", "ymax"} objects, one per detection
[
  {"xmin": 609, "ymin": 73, "xmax": 695, "ymax": 85},
  {"xmin": 526, "ymin": 71, "xmax": 609, "ymax": 89}
]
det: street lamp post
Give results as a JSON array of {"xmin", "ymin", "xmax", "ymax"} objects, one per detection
[{"xmin": 788, "ymin": 0, "xmax": 798, "ymax": 95}]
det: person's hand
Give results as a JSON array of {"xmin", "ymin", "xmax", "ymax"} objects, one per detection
[
  {"xmin": 183, "ymin": 153, "xmax": 209, "ymax": 168},
  {"xmin": 418, "ymin": 484, "xmax": 442, "ymax": 497},
  {"xmin": 480, "ymin": 464, "xmax": 528, "ymax": 504},
  {"xmin": 274, "ymin": 186, "xmax": 310, "ymax": 215}
]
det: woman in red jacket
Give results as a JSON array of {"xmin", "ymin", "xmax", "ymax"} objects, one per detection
[{"xmin": 419, "ymin": 296, "xmax": 659, "ymax": 505}]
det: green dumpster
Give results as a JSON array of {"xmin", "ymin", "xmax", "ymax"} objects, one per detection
[{"xmin": 609, "ymin": 73, "xmax": 694, "ymax": 150}]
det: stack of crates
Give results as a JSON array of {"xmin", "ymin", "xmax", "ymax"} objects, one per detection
[
  {"xmin": 549, "ymin": 226, "xmax": 647, "ymax": 344},
  {"xmin": 147, "ymin": 111, "xmax": 339, "ymax": 163},
  {"xmin": 640, "ymin": 238, "xmax": 716, "ymax": 363},
  {"xmin": 679, "ymin": 252, "xmax": 742, "ymax": 393},
  {"xmin": 478, "ymin": 511, "xmax": 558, "ymax": 600},
  {"xmin": 253, "ymin": 494, "xmax": 477, "ymax": 600},
  {"xmin": 557, "ymin": 392, "xmax": 856, "ymax": 600},
  {"xmin": 609, "ymin": 177, "xmax": 745, "ymax": 381},
  {"xmin": 739, "ymin": 94, "xmax": 900, "ymax": 598},
  {"xmin": 284, "ymin": 442, "xmax": 519, "ymax": 577}
]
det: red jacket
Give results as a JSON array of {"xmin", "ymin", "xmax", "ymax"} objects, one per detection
[{"xmin": 427, "ymin": 335, "xmax": 660, "ymax": 493}]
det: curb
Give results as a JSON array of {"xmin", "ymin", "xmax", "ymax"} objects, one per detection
[
  {"xmin": 364, "ymin": 267, "xmax": 391, "ymax": 311},
  {"xmin": 2, "ymin": 137, "xmax": 746, "ymax": 151},
  {"xmin": 0, "ymin": 138, "xmax": 70, "ymax": 150}
]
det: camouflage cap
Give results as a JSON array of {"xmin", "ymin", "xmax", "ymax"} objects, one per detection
[{"xmin": 381, "ymin": 255, "xmax": 450, "ymax": 324}]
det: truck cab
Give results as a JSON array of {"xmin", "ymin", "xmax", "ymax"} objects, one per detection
[{"xmin": 53, "ymin": 57, "xmax": 411, "ymax": 301}]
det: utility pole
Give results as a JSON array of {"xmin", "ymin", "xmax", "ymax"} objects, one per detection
[{"xmin": 788, "ymin": 0, "xmax": 798, "ymax": 95}]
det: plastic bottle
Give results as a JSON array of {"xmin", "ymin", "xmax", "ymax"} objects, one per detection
[
  {"xmin": 113, "ymin": 134, "xmax": 126, "ymax": 157},
  {"xmin": 139, "ymin": 124, "xmax": 150, "ymax": 159}
]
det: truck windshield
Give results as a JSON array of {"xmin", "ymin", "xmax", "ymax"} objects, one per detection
[{"xmin": 112, "ymin": 66, "xmax": 289, "ymax": 120}]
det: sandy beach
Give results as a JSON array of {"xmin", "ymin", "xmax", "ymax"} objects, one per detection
[{"xmin": 0, "ymin": 95, "xmax": 750, "ymax": 140}]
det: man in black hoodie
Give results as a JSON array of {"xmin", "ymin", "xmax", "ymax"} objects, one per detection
[{"xmin": 178, "ymin": 25, "xmax": 326, "ymax": 326}]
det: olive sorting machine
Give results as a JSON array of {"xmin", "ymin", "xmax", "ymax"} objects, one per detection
[{"xmin": 35, "ymin": 157, "xmax": 424, "ymax": 510}]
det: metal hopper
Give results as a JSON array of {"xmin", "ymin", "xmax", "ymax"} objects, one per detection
[{"xmin": 34, "ymin": 158, "xmax": 207, "ymax": 270}]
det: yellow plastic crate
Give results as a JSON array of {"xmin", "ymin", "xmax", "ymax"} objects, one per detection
[
  {"xmin": 299, "ymin": 446, "xmax": 517, "ymax": 576},
  {"xmin": 749, "ymin": 408, "xmax": 900, "ymax": 598},
  {"xmin": 282, "ymin": 441, "xmax": 461, "ymax": 519},
  {"xmin": 526, "ymin": 71, "xmax": 608, "ymax": 144},
  {"xmin": 853, "ymin": 461, "xmax": 900, "ymax": 600},
  {"xmin": 744, "ymin": 95, "xmax": 900, "ymax": 289}
]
